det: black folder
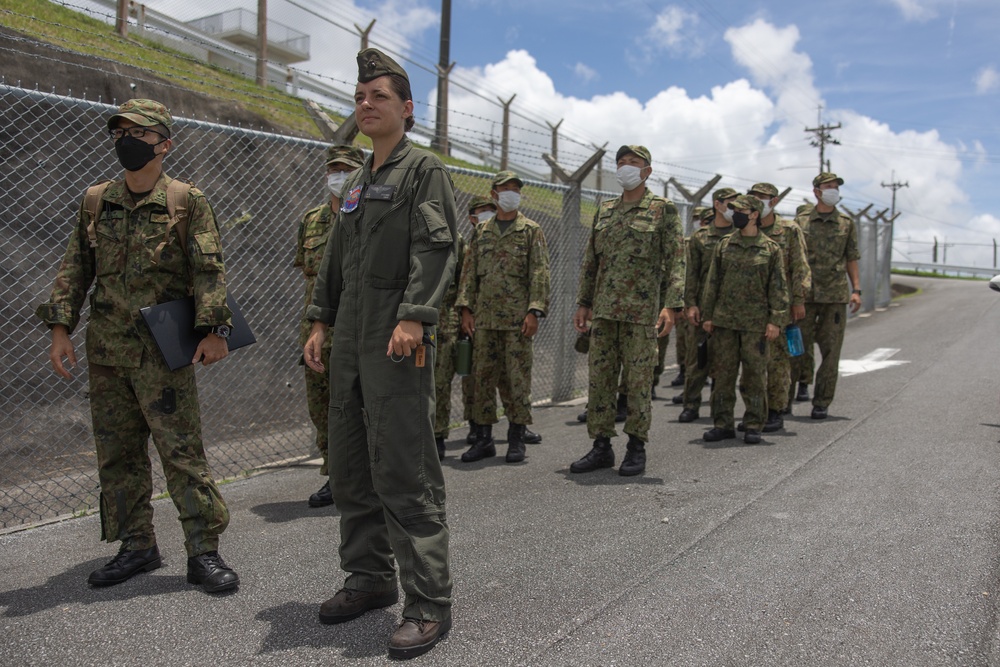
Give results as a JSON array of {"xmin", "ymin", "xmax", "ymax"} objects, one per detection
[{"xmin": 139, "ymin": 293, "xmax": 256, "ymax": 371}]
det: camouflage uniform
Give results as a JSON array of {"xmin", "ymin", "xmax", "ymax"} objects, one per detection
[
  {"xmin": 434, "ymin": 233, "xmax": 471, "ymax": 438},
  {"xmin": 36, "ymin": 173, "xmax": 231, "ymax": 557},
  {"xmin": 701, "ymin": 208, "xmax": 788, "ymax": 432},
  {"xmin": 296, "ymin": 202, "xmax": 335, "ymax": 475},
  {"xmin": 794, "ymin": 200, "xmax": 861, "ymax": 410},
  {"xmin": 456, "ymin": 211, "xmax": 550, "ymax": 427},
  {"xmin": 577, "ymin": 188, "xmax": 685, "ymax": 442},
  {"xmin": 683, "ymin": 218, "xmax": 734, "ymax": 411},
  {"xmin": 760, "ymin": 215, "xmax": 811, "ymax": 413}
]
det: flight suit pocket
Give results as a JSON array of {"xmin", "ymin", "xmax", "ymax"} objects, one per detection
[
  {"xmin": 369, "ymin": 394, "xmax": 426, "ymax": 497},
  {"xmin": 417, "ymin": 200, "xmax": 453, "ymax": 247}
]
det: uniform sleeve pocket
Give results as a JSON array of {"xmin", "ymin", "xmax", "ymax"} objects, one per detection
[{"xmin": 417, "ymin": 200, "xmax": 453, "ymax": 247}]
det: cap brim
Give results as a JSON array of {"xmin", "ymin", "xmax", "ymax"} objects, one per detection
[
  {"xmin": 493, "ymin": 177, "xmax": 523, "ymax": 188},
  {"xmin": 107, "ymin": 112, "xmax": 159, "ymax": 130}
]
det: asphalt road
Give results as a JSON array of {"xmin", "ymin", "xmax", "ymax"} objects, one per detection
[{"xmin": 2, "ymin": 276, "xmax": 999, "ymax": 667}]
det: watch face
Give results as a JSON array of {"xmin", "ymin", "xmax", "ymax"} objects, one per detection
[{"xmin": 214, "ymin": 325, "xmax": 231, "ymax": 338}]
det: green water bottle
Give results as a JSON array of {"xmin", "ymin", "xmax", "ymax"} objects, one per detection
[{"xmin": 455, "ymin": 335, "xmax": 472, "ymax": 376}]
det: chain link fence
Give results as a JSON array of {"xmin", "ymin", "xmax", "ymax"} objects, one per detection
[
  {"xmin": 0, "ymin": 84, "xmax": 893, "ymax": 530},
  {"xmin": 0, "ymin": 84, "xmax": 602, "ymax": 530}
]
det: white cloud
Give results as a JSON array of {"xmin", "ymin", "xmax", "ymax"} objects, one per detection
[
  {"xmin": 439, "ymin": 19, "xmax": 986, "ymax": 264},
  {"xmin": 573, "ymin": 62, "xmax": 599, "ymax": 85},
  {"xmin": 630, "ymin": 5, "xmax": 702, "ymax": 65},
  {"xmin": 888, "ymin": 0, "xmax": 938, "ymax": 21},
  {"xmin": 369, "ymin": 0, "xmax": 438, "ymax": 41},
  {"xmin": 975, "ymin": 66, "xmax": 1000, "ymax": 94}
]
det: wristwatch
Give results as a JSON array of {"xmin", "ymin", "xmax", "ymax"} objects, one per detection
[
  {"xmin": 852, "ymin": 289, "xmax": 862, "ymax": 296},
  {"xmin": 528, "ymin": 309, "xmax": 544, "ymax": 318},
  {"xmin": 210, "ymin": 325, "xmax": 232, "ymax": 339}
]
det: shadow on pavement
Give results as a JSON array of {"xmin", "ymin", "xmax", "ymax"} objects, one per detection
[
  {"xmin": 255, "ymin": 601, "xmax": 396, "ymax": 658},
  {"xmin": 0, "ymin": 558, "xmax": 193, "ymax": 617},
  {"xmin": 251, "ymin": 501, "xmax": 339, "ymax": 523},
  {"xmin": 556, "ymin": 469, "xmax": 665, "ymax": 486}
]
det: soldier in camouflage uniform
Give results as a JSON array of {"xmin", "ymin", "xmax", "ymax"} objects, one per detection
[
  {"xmin": 679, "ymin": 187, "xmax": 739, "ymax": 422},
  {"xmin": 794, "ymin": 173, "xmax": 862, "ymax": 419},
  {"xmin": 793, "ymin": 201, "xmax": 817, "ymax": 403},
  {"xmin": 456, "ymin": 171, "xmax": 551, "ymax": 464},
  {"xmin": 701, "ymin": 195, "xmax": 788, "ymax": 444},
  {"xmin": 296, "ymin": 144, "xmax": 365, "ymax": 507},
  {"xmin": 748, "ymin": 183, "xmax": 811, "ymax": 432},
  {"xmin": 36, "ymin": 99, "xmax": 239, "ymax": 593},
  {"xmin": 671, "ymin": 205, "xmax": 715, "ymax": 404},
  {"xmin": 570, "ymin": 145, "xmax": 685, "ymax": 476}
]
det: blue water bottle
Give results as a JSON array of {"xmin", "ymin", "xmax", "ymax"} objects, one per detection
[{"xmin": 785, "ymin": 324, "xmax": 804, "ymax": 357}]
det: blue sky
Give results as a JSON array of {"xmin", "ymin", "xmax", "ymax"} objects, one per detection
[{"xmin": 95, "ymin": 0, "xmax": 1000, "ymax": 265}]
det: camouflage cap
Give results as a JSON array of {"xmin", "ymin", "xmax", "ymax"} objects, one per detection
[
  {"xmin": 325, "ymin": 144, "xmax": 365, "ymax": 169},
  {"xmin": 357, "ymin": 48, "xmax": 409, "ymax": 85},
  {"xmin": 812, "ymin": 172, "xmax": 845, "ymax": 188},
  {"xmin": 468, "ymin": 195, "xmax": 497, "ymax": 213},
  {"xmin": 698, "ymin": 206, "xmax": 716, "ymax": 222},
  {"xmin": 615, "ymin": 144, "xmax": 652, "ymax": 165},
  {"xmin": 729, "ymin": 193, "xmax": 764, "ymax": 214},
  {"xmin": 107, "ymin": 98, "xmax": 173, "ymax": 133},
  {"xmin": 748, "ymin": 182, "xmax": 779, "ymax": 197},
  {"xmin": 795, "ymin": 202, "xmax": 814, "ymax": 216},
  {"xmin": 691, "ymin": 205, "xmax": 709, "ymax": 220},
  {"xmin": 491, "ymin": 170, "xmax": 523, "ymax": 188},
  {"xmin": 712, "ymin": 187, "xmax": 739, "ymax": 202}
]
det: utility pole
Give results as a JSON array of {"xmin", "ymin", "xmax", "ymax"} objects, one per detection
[
  {"xmin": 256, "ymin": 0, "xmax": 267, "ymax": 88},
  {"xmin": 431, "ymin": 0, "xmax": 452, "ymax": 155},
  {"xmin": 881, "ymin": 170, "xmax": 909, "ymax": 219},
  {"xmin": 804, "ymin": 106, "xmax": 840, "ymax": 173}
]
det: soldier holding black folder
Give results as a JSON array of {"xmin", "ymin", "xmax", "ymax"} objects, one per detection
[{"xmin": 35, "ymin": 99, "xmax": 239, "ymax": 594}]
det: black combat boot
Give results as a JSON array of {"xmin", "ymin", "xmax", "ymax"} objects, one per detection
[
  {"xmin": 670, "ymin": 369, "xmax": 685, "ymax": 387},
  {"xmin": 308, "ymin": 480, "xmax": 334, "ymax": 507},
  {"xmin": 506, "ymin": 424, "xmax": 526, "ymax": 463},
  {"xmin": 466, "ymin": 420, "xmax": 479, "ymax": 445},
  {"xmin": 796, "ymin": 382, "xmax": 810, "ymax": 402},
  {"xmin": 577, "ymin": 409, "xmax": 588, "ymax": 423},
  {"xmin": 461, "ymin": 424, "xmax": 495, "ymax": 462},
  {"xmin": 762, "ymin": 410, "xmax": 783, "ymax": 433},
  {"xmin": 523, "ymin": 427, "xmax": 542, "ymax": 444},
  {"xmin": 435, "ymin": 436, "xmax": 445, "ymax": 461},
  {"xmin": 569, "ymin": 437, "xmax": 615, "ymax": 473},
  {"xmin": 615, "ymin": 394, "xmax": 628, "ymax": 422},
  {"xmin": 619, "ymin": 435, "xmax": 646, "ymax": 476}
]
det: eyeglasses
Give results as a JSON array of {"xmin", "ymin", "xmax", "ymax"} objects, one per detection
[{"xmin": 109, "ymin": 127, "xmax": 166, "ymax": 141}]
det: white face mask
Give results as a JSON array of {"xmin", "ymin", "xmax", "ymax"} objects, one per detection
[
  {"xmin": 327, "ymin": 171, "xmax": 349, "ymax": 197},
  {"xmin": 758, "ymin": 197, "xmax": 773, "ymax": 218},
  {"xmin": 496, "ymin": 190, "xmax": 521, "ymax": 213},
  {"xmin": 722, "ymin": 207, "xmax": 735, "ymax": 223},
  {"xmin": 616, "ymin": 165, "xmax": 644, "ymax": 191},
  {"xmin": 476, "ymin": 211, "xmax": 496, "ymax": 224},
  {"xmin": 820, "ymin": 188, "xmax": 841, "ymax": 206}
]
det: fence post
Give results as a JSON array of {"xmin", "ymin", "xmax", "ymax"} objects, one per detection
[
  {"xmin": 667, "ymin": 175, "xmax": 721, "ymax": 235},
  {"xmin": 543, "ymin": 147, "xmax": 606, "ymax": 403},
  {"xmin": 303, "ymin": 100, "xmax": 358, "ymax": 144},
  {"xmin": 842, "ymin": 204, "xmax": 873, "ymax": 313},
  {"xmin": 546, "ymin": 119, "xmax": 562, "ymax": 184},
  {"xmin": 498, "ymin": 94, "xmax": 516, "ymax": 170},
  {"xmin": 354, "ymin": 19, "xmax": 376, "ymax": 50}
]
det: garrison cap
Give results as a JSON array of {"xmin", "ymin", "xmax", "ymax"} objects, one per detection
[
  {"xmin": 812, "ymin": 172, "xmax": 845, "ymax": 188},
  {"xmin": 468, "ymin": 195, "xmax": 497, "ymax": 213},
  {"xmin": 491, "ymin": 170, "xmax": 523, "ymax": 188},
  {"xmin": 615, "ymin": 144, "xmax": 652, "ymax": 165},
  {"xmin": 729, "ymin": 194, "xmax": 764, "ymax": 214},
  {"xmin": 748, "ymin": 182, "xmax": 779, "ymax": 197},
  {"xmin": 357, "ymin": 48, "xmax": 409, "ymax": 85},
  {"xmin": 712, "ymin": 187, "xmax": 739, "ymax": 202},
  {"xmin": 325, "ymin": 144, "xmax": 365, "ymax": 169},
  {"xmin": 107, "ymin": 98, "xmax": 173, "ymax": 133}
]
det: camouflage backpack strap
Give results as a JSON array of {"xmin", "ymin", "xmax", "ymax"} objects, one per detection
[
  {"xmin": 152, "ymin": 178, "xmax": 194, "ymax": 265},
  {"xmin": 83, "ymin": 180, "xmax": 114, "ymax": 248}
]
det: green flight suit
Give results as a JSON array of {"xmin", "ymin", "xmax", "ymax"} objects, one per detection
[
  {"xmin": 35, "ymin": 174, "xmax": 232, "ymax": 557},
  {"xmin": 307, "ymin": 136, "xmax": 457, "ymax": 623}
]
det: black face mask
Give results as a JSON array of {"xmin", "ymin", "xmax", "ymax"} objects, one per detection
[
  {"xmin": 115, "ymin": 135, "xmax": 165, "ymax": 172},
  {"xmin": 732, "ymin": 211, "xmax": 751, "ymax": 229}
]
